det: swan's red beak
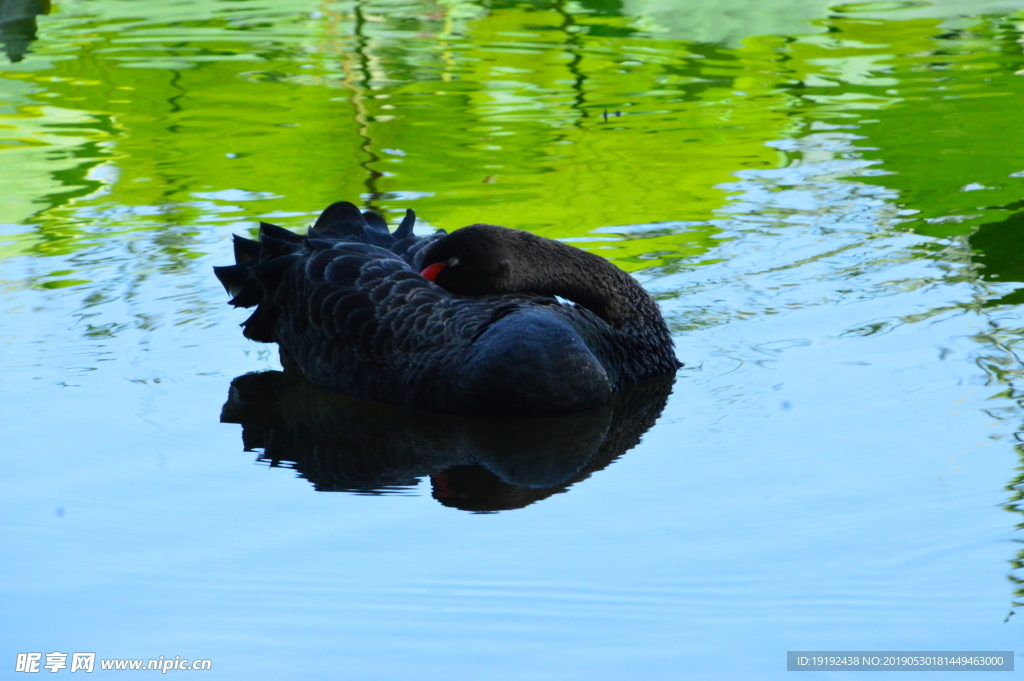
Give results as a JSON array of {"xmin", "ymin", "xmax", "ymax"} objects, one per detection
[
  {"xmin": 431, "ymin": 473, "xmax": 452, "ymax": 499},
  {"xmin": 420, "ymin": 262, "xmax": 444, "ymax": 282}
]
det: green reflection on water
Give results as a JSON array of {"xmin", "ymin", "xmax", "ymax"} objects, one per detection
[{"xmin": 2, "ymin": 1, "xmax": 1022, "ymax": 275}]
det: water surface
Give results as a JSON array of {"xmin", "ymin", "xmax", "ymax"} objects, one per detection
[{"xmin": 3, "ymin": 0, "xmax": 1024, "ymax": 677}]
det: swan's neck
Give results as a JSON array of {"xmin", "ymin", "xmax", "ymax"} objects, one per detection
[
  {"xmin": 518, "ymin": 240, "xmax": 681, "ymax": 379},
  {"xmin": 523, "ymin": 240, "xmax": 668, "ymax": 336}
]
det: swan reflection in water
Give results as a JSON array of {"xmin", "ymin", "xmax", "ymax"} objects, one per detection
[{"xmin": 220, "ymin": 371, "xmax": 674, "ymax": 512}]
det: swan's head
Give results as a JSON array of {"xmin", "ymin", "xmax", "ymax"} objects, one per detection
[
  {"xmin": 419, "ymin": 224, "xmax": 539, "ymax": 295},
  {"xmin": 420, "ymin": 222, "xmax": 659, "ymax": 331}
]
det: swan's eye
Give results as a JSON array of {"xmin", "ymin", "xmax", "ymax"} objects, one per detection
[{"xmin": 447, "ymin": 256, "xmax": 460, "ymax": 267}]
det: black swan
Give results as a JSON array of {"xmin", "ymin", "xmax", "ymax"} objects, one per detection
[
  {"xmin": 214, "ymin": 201, "xmax": 680, "ymax": 416},
  {"xmin": 221, "ymin": 370, "xmax": 674, "ymax": 511}
]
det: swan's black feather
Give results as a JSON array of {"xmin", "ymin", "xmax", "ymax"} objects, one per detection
[
  {"xmin": 228, "ymin": 286, "xmax": 262, "ymax": 309},
  {"xmin": 259, "ymin": 221, "xmax": 303, "ymax": 244},
  {"xmin": 362, "ymin": 210, "xmax": 390, "ymax": 234},
  {"xmin": 213, "ymin": 264, "xmax": 248, "ymax": 297},
  {"xmin": 253, "ymin": 253, "xmax": 301, "ymax": 281},
  {"xmin": 241, "ymin": 304, "xmax": 277, "ymax": 343},
  {"xmin": 304, "ymin": 249, "xmax": 337, "ymax": 282},
  {"xmin": 305, "ymin": 238, "xmax": 335, "ymax": 252},
  {"xmin": 312, "ymin": 201, "xmax": 379, "ymax": 241},
  {"xmin": 258, "ymin": 234, "xmax": 298, "ymax": 263},
  {"xmin": 394, "ymin": 209, "xmax": 416, "ymax": 239},
  {"xmin": 233, "ymin": 235, "xmax": 261, "ymax": 263},
  {"xmin": 216, "ymin": 201, "xmax": 679, "ymax": 416}
]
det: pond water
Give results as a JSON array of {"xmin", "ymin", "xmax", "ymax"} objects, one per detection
[{"xmin": 3, "ymin": 0, "xmax": 1024, "ymax": 677}]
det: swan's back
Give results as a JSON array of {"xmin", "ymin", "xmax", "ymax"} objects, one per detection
[{"xmin": 215, "ymin": 201, "xmax": 615, "ymax": 415}]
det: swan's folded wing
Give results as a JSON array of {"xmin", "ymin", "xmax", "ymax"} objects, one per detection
[
  {"xmin": 215, "ymin": 217, "xmax": 560, "ymax": 412},
  {"xmin": 269, "ymin": 241, "xmax": 497, "ymax": 408}
]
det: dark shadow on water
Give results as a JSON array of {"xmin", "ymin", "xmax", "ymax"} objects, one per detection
[
  {"xmin": 0, "ymin": 0, "xmax": 49, "ymax": 63},
  {"xmin": 220, "ymin": 371, "xmax": 674, "ymax": 513},
  {"xmin": 970, "ymin": 207, "xmax": 1024, "ymax": 306}
]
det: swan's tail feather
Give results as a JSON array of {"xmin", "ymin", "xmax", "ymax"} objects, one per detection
[
  {"xmin": 314, "ymin": 201, "xmax": 371, "ymax": 238},
  {"xmin": 394, "ymin": 209, "xmax": 416, "ymax": 239},
  {"xmin": 213, "ymin": 260, "xmax": 264, "ymax": 312},
  {"xmin": 257, "ymin": 233, "xmax": 297, "ymax": 262},
  {"xmin": 313, "ymin": 200, "xmax": 397, "ymax": 247},
  {"xmin": 213, "ymin": 264, "xmax": 249, "ymax": 300},
  {"xmin": 362, "ymin": 210, "xmax": 389, "ymax": 233},
  {"xmin": 253, "ymin": 224, "xmax": 302, "ymax": 289},
  {"xmin": 240, "ymin": 306, "xmax": 277, "ymax": 343},
  {"xmin": 217, "ymin": 202, "xmax": 430, "ymax": 344},
  {"xmin": 253, "ymin": 252, "xmax": 301, "ymax": 280},
  {"xmin": 233, "ymin": 235, "xmax": 261, "ymax": 264},
  {"xmin": 363, "ymin": 213, "xmax": 397, "ymax": 246},
  {"xmin": 214, "ymin": 221, "xmax": 305, "ymax": 342},
  {"xmin": 228, "ymin": 286, "xmax": 262, "ymax": 309},
  {"xmin": 259, "ymin": 221, "xmax": 304, "ymax": 244}
]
